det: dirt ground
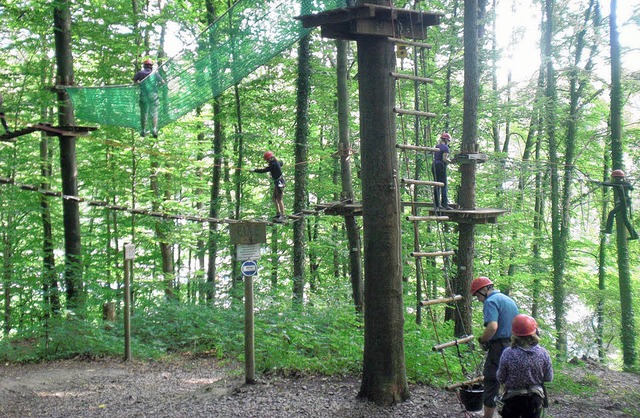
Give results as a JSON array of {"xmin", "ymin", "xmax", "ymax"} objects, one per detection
[{"xmin": 1, "ymin": 355, "xmax": 638, "ymax": 417}]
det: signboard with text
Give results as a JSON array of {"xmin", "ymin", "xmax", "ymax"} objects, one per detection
[{"xmin": 229, "ymin": 222, "xmax": 267, "ymax": 245}]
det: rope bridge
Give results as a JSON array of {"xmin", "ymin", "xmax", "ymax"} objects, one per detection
[{"xmin": 65, "ymin": 0, "xmax": 346, "ymax": 131}]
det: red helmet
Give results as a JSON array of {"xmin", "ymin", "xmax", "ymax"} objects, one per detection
[
  {"xmin": 470, "ymin": 276, "xmax": 493, "ymax": 295},
  {"xmin": 263, "ymin": 151, "xmax": 274, "ymax": 161},
  {"xmin": 143, "ymin": 58, "xmax": 153, "ymax": 67},
  {"xmin": 440, "ymin": 132, "xmax": 452, "ymax": 142},
  {"xmin": 612, "ymin": 169, "xmax": 625, "ymax": 178},
  {"xmin": 512, "ymin": 314, "xmax": 538, "ymax": 337}
]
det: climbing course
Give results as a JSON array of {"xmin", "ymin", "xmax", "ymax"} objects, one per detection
[{"xmin": 65, "ymin": 0, "xmax": 346, "ymax": 132}]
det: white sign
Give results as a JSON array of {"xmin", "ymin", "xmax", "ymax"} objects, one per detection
[
  {"xmin": 237, "ymin": 243, "xmax": 261, "ymax": 261},
  {"xmin": 241, "ymin": 260, "xmax": 258, "ymax": 276},
  {"xmin": 124, "ymin": 243, "xmax": 135, "ymax": 260}
]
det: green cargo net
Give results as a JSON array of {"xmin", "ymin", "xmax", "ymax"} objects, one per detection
[{"xmin": 66, "ymin": 0, "xmax": 346, "ymax": 131}]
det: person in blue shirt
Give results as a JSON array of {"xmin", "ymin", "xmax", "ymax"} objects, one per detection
[
  {"xmin": 253, "ymin": 151, "xmax": 286, "ymax": 222},
  {"xmin": 133, "ymin": 59, "xmax": 164, "ymax": 138},
  {"xmin": 497, "ymin": 314, "xmax": 553, "ymax": 418},
  {"xmin": 470, "ymin": 276, "xmax": 519, "ymax": 418},
  {"xmin": 432, "ymin": 132, "xmax": 452, "ymax": 210}
]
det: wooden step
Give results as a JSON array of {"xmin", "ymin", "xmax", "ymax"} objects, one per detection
[
  {"xmin": 420, "ymin": 294, "xmax": 462, "ymax": 306},
  {"xmin": 389, "ymin": 37, "xmax": 433, "ymax": 50},
  {"xmin": 406, "ymin": 215, "xmax": 449, "ymax": 222},
  {"xmin": 402, "ymin": 178, "xmax": 444, "ymax": 187},
  {"xmin": 445, "ymin": 376, "xmax": 484, "ymax": 392},
  {"xmin": 393, "ymin": 108, "xmax": 436, "ymax": 118},
  {"xmin": 411, "ymin": 250, "xmax": 455, "ymax": 258},
  {"xmin": 396, "ymin": 143, "xmax": 440, "ymax": 153},
  {"xmin": 390, "ymin": 72, "xmax": 434, "ymax": 84},
  {"xmin": 432, "ymin": 335, "xmax": 475, "ymax": 352}
]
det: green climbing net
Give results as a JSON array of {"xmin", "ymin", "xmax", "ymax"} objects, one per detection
[{"xmin": 66, "ymin": 0, "xmax": 346, "ymax": 131}]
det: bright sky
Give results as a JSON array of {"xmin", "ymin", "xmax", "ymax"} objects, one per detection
[{"xmin": 495, "ymin": 0, "xmax": 639, "ymax": 84}]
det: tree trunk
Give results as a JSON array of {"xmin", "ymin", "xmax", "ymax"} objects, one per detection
[
  {"xmin": 454, "ymin": 0, "xmax": 481, "ymax": 338},
  {"xmin": 292, "ymin": 34, "xmax": 310, "ymax": 304},
  {"xmin": 356, "ymin": 27, "xmax": 408, "ymax": 405},
  {"xmin": 609, "ymin": 0, "xmax": 636, "ymax": 370},
  {"xmin": 336, "ymin": 39, "xmax": 363, "ymax": 313},
  {"xmin": 53, "ymin": 0, "xmax": 84, "ymax": 312}
]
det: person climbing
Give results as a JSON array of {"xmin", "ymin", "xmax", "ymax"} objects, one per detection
[
  {"xmin": 432, "ymin": 132, "xmax": 452, "ymax": 210},
  {"xmin": 601, "ymin": 169, "xmax": 638, "ymax": 240},
  {"xmin": 470, "ymin": 276, "xmax": 519, "ymax": 418},
  {"xmin": 496, "ymin": 314, "xmax": 553, "ymax": 418},
  {"xmin": 252, "ymin": 151, "xmax": 286, "ymax": 223},
  {"xmin": 0, "ymin": 92, "xmax": 11, "ymax": 134},
  {"xmin": 133, "ymin": 58, "xmax": 164, "ymax": 138}
]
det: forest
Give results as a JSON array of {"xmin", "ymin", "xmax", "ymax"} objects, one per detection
[{"xmin": 0, "ymin": 0, "xmax": 639, "ymax": 410}]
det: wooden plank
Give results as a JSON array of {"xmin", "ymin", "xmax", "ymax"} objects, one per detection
[
  {"xmin": 390, "ymin": 72, "xmax": 434, "ymax": 84},
  {"xmin": 445, "ymin": 376, "xmax": 484, "ymax": 392},
  {"xmin": 406, "ymin": 216, "xmax": 449, "ymax": 222},
  {"xmin": 420, "ymin": 294, "xmax": 462, "ymax": 306},
  {"xmin": 389, "ymin": 37, "xmax": 433, "ymax": 49},
  {"xmin": 396, "ymin": 143, "xmax": 440, "ymax": 152},
  {"xmin": 411, "ymin": 250, "xmax": 455, "ymax": 257},
  {"xmin": 432, "ymin": 335, "xmax": 475, "ymax": 351},
  {"xmin": 402, "ymin": 178, "xmax": 444, "ymax": 187},
  {"xmin": 393, "ymin": 107, "xmax": 437, "ymax": 118}
]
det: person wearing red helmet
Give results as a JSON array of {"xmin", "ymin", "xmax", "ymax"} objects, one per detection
[
  {"xmin": 470, "ymin": 276, "xmax": 519, "ymax": 418},
  {"xmin": 133, "ymin": 58, "xmax": 165, "ymax": 138},
  {"xmin": 432, "ymin": 132, "xmax": 453, "ymax": 210},
  {"xmin": 253, "ymin": 151, "xmax": 286, "ymax": 222},
  {"xmin": 496, "ymin": 314, "xmax": 553, "ymax": 418},
  {"xmin": 600, "ymin": 169, "xmax": 638, "ymax": 240}
]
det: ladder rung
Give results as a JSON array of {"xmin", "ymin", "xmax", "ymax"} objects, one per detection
[
  {"xmin": 390, "ymin": 72, "xmax": 434, "ymax": 84},
  {"xmin": 393, "ymin": 108, "xmax": 437, "ymax": 118},
  {"xmin": 395, "ymin": 144, "xmax": 440, "ymax": 153},
  {"xmin": 406, "ymin": 216, "xmax": 449, "ymax": 222},
  {"xmin": 445, "ymin": 376, "xmax": 484, "ymax": 392},
  {"xmin": 411, "ymin": 250, "xmax": 455, "ymax": 257},
  {"xmin": 402, "ymin": 178, "xmax": 444, "ymax": 187},
  {"xmin": 420, "ymin": 294, "xmax": 462, "ymax": 306},
  {"xmin": 389, "ymin": 37, "xmax": 433, "ymax": 50},
  {"xmin": 432, "ymin": 335, "xmax": 475, "ymax": 352}
]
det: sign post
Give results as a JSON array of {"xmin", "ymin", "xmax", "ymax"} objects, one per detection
[
  {"xmin": 229, "ymin": 222, "xmax": 266, "ymax": 384},
  {"xmin": 123, "ymin": 243, "xmax": 135, "ymax": 362}
]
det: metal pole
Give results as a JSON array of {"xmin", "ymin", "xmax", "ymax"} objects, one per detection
[
  {"xmin": 244, "ymin": 274, "xmax": 255, "ymax": 383},
  {"xmin": 124, "ymin": 255, "xmax": 132, "ymax": 361}
]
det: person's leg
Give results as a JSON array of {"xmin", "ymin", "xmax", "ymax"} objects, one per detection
[
  {"xmin": 151, "ymin": 99, "xmax": 159, "ymax": 137},
  {"xmin": 482, "ymin": 342, "xmax": 507, "ymax": 418},
  {"xmin": 432, "ymin": 163, "xmax": 441, "ymax": 208},
  {"xmin": 139, "ymin": 100, "xmax": 149, "ymax": 137},
  {"xmin": 605, "ymin": 207, "xmax": 617, "ymax": 234},
  {"xmin": 437, "ymin": 164, "xmax": 450, "ymax": 208},
  {"xmin": 0, "ymin": 112, "xmax": 10, "ymax": 133},
  {"xmin": 620, "ymin": 208, "xmax": 638, "ymax": 240}
]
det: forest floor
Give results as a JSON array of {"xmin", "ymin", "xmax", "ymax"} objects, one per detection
[{"xmin": 0, "ymin": 355, "xmax": 639, "ymax": 417}]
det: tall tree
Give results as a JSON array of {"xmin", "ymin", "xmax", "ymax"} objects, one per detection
[
  {"xmin": 292, "ymin": 34, "xmax": 310, "ymax": 304},
  {"xmin": 336, "ymin": 39, "xmax": 363, "ymax": 313},
  {"xmin": 357, "ymin": 0, "xmax": 408, "ymax": 405},
  {"xmin": 609, "ymin": 0, "xmax": 636, "ymax": 370},
  {"xmin": 53, "ymin": 0, "xmax": 84, "ymax": 312}
]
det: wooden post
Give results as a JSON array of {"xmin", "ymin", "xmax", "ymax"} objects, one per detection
[
  {"xmin": 244, "ymin": 273, "xmax": 255, "ymax": 383},
  {"xmin": 123, "ymin": 243, "xmax": 135, "ymax": 362}
]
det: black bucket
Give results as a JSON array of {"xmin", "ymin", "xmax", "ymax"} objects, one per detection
[{"xmin": 459, "ymin": 385, "xmax": 484, "ymax": 411}]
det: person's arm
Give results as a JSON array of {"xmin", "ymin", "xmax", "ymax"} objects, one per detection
[
  {"xmin": 253, "ymin": 166, "xmax": 269, "ymax": 173},
  {"xmin": 480, "ymin": 321, "xmax": 498, "ymax": 343},
  {"xmin": 443, "ymin": 151, "xmax": 451, "ymax": 164}
]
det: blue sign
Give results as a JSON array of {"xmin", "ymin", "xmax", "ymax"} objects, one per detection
[{"xmin": 241, "ymin": 260, "xmax": 258, "ymax": 276}]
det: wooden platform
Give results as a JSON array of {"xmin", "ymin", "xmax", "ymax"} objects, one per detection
[
  {"xmin": 316, "ymin": 200, "xmax": 363, "ymax": 216},
  {"xmin": 0, "ymin": 124, "xmax": 97, "ymax": 141},
  {"xmin": 430, "ymin": 207, "xmax": 509, "ymax": 224},
  {"xmin": 297, "ymin": 4, "xmax": 442, "ymax": 41}
]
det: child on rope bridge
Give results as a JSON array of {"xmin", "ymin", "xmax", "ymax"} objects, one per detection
[
  {"xmin": 600, "ymin": 169, "xmax": 638, "ymax": 241},
  {"xmin": 0, "ymin": 92, "xmax": 10, "ymax": 134},
  {"xmin": 133, "ymin": 59, "xmax": 164, "ymax": 138},
  {"xmin": 252, "ymin": 151, "xmax": 286, "ymax": 223}
]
